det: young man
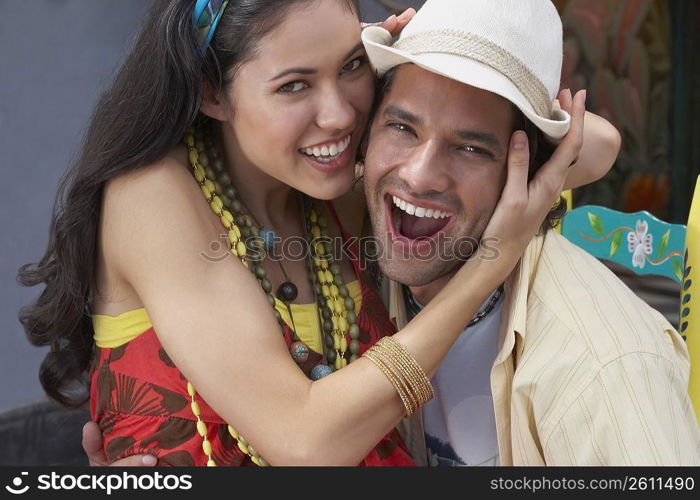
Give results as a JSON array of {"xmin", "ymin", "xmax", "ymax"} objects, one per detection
[{"xmin": 360, "ymin": 0, "xmax": 699, "ymax": 465}]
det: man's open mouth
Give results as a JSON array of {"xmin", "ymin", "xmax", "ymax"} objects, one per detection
[{"xmin": 385, "ymin": 193, "xmax": 455, "ymax": 241}]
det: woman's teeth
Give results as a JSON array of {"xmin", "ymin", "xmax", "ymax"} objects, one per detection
[
  {"xmin": 392, "ymin": 195, "xmax": 453, "ymax": 219},
  {"xmin": 301, "ymin": 136, "xmax": 351, "ymax": 162}
]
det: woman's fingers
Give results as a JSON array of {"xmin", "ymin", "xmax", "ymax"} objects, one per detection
[
  {"xmin": 111, "ymin": 455, "xmax": 158, "ymax": 467},
  {"xmin": 480, "ymin": 131, "xmax": 531, "ymax": 246},
  {"xmin": 557, "ymin": 88, "xmax": 574, "ymax": 113},
  {"xmin": 82, "ymin": 421, "xmax": 107, "ymax": 466},
  {"xmin": 362, "ymin": 8, "xmax": 416, "ymax": 37},
  {"xmin": 82, "ymin": 420, "xmax": 157, "ymax": 466},
  {"xmin": 391, "ymin": 8, "xmax": 416, "ymax": 35},
  {"xmin": 531, "ymin": 89, "xmax": 586, "ymax": 205},
  {"xmin": 500, "ymin": 131, "xmax": 531, "ymax": 209},
  {"xmin": 481, "ymin": 90, "xmax": 586, "ymax": 252}
]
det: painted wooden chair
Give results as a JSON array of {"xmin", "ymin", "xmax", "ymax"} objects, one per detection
[{"xmin": 558, "ymin": 177, "xmax": 700, "ymax": 423}]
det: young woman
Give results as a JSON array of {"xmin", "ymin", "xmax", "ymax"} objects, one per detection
[{"xmin": 20, "ymin": 0, "xmax": 614, "ymax": 466}]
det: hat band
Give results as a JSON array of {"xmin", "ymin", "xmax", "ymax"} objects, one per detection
[{"xmin": 394, "ymin": 29, "xmax": 552, "ymax": 118}]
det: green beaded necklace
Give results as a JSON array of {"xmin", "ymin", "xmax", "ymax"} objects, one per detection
[{"xmin": 183, "ymin": 125, "xmax": 360, "ymax": 465}]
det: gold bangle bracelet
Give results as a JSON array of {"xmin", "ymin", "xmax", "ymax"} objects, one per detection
[
  {"xmin": 374, "ymin": 337, "xmax": 434, "ymax": 405},
  {"xmin": 363, "ymin": 349, "xmax": 416, "ymax": 416}
]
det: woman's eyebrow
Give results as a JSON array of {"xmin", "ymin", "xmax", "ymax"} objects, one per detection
[{"xmin": 268, "ymin": 42, "xmax": 364, "ymax": 82}]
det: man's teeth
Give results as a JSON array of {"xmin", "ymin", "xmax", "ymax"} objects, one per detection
[
  {"xmin": 392, "ymin": 196, "xmax": 453, "ymax": 219},
  {"xmin": 302, "ymin": 136, "xmax": 351, "ymax": 159}
]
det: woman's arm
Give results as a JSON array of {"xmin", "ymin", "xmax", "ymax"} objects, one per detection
[
  {"xmin": 103, "ymin": 91, "xmax": 585, "ymax": 466},
  {"xmin": 560, "ymin": 89, "xmax": 621, "ymax": 190}
]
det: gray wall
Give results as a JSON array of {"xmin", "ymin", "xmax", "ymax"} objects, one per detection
[{"xmin": 0, "ymin": 0, "xmax": 391, "ymax": 412}]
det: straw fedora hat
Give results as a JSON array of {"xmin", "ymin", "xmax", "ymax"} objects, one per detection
[{"xmin": 362, "ymin": 0, "xmax": 570, "ymax": 140}]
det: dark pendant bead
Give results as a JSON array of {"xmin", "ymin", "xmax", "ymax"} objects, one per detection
[
  {"xmin": 241, "ymin": 227, "xmax": 252, "ymax": 239},
  {"xmin": 266, "ymin": 293, "xmax": 276, "ymax": 307},
  {"xmin": 321, "ymin": 306, "xmax": 333, "ymax": 320},
  {"xmin": 326, "ymin": 349, "xmax": 337, "ymax": 363},
  {"xmin": 346, "ymin": 311, "xmax": 357, "ymax": 324},
  {"xmin": 290, "ymin": 341, "xmax": 310, "ymax": 363},
  {"xmin": 314, "ymin": 284, "xmax": 323, "ymax": 296},
  {"xmin": 338, "ymin": 284, "xmax": 349, "ymax": 298},
  {"xmin": 310, "ymin": 364, "xmax": 333, "ymax": 380},
  {"xmin": 231, "ymin": 200, "xmax": 243, "ymax": 213},
  {"xmin": 322, "ymin": 320, "xmax": 334, "ymax": 334},
  {"xmin": 350, "ymin": 339, "xmax": 360, "ymax": 355},
  {"xmin": 333, "ymin": 274, "xmax": 344, "ymax": 287},
  {"xmin": 330, "ymin": 263, "xmax": 341, "ymax": 275},
  {"xmin": 349, "ymin": 324, "xmax": 361, "ymax": 340},
  {"xmin": 255, "ymin": 265, "xmax": 267, "ymax": 279},
  {"xmin": 261, "ymin": 278, "xmax": 273, "ymax": 294},
  {"xmin": 259, "ymin": 227, "xmax": 278, "ymax": 251},
  {"xmin": 276, "ymin": 281, "xmax": 298, "ymax": 302},
  {"xmin": 324, "ymin": 334, "xmax": 334, "ymax": 348}
]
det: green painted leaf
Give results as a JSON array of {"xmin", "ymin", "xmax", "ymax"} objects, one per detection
[
  {"xmin": 656, "ymin": 229, "xmax": 670, "ymax": 258},
  {"xmin": 587, "ymin": 212, "xmax": 604, "ymax": 235},
  {"xmin": 682, "ymin": 307, "xmax": 690, "ymax": 318},
  {"xmin": 610, "ymin": 230, "xmax": 622, "ymax": 257},
  {"xmin": 683, "ymin": 294, "xmax": 691, "ymax": 304},
  {"xmin": 681, "ymin": 321, "xmax": 688, "ymax": 333},
  {"xmin": 673, "ymin": 258, "xmax": 683, "ymax": 283},
  {"xmin": 685, "ymin": 265, "xmax": 692, "ymax": 279},
  {"xmin": 684, "ymin": 279, "xmax": 692, "ymax": 291}
]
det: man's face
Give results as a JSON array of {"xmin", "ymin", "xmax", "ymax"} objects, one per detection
[{"xmin": 364, "ymin": 64, "xmax": 515, "ymax": 287}]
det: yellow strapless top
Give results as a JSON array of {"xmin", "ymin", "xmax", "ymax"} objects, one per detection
[{"xmin": 93, "ymin": 280, "xmax": 362, "ymax": 354}]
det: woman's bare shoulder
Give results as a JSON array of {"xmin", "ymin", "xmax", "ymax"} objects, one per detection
[
  {"xmin": 103, "ymin": 146, "xmax": 195, "ymax": 208},
  {"xmin": 100, "ymin": 146, "xmax": 220, "ymax": 274}
]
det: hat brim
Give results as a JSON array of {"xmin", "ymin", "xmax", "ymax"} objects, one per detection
[{"xmin": 362, "ymin": 26, "xmax": 570, "ymax": 141}]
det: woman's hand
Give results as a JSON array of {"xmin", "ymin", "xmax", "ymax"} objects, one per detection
[
  {"xmin": 479, "ymin": 89, "xmax": 587, "ymax": 275},
  {"xmin": 557, "ymin": 88, "xmax": 621, "ymax": 189},
  {"xmin": 361, "ymin": 8, "xmax": 416, "ymax": 37},
  {"xmin": 82, "ymin": 421, "xmax": 157, "ymax": 466}
]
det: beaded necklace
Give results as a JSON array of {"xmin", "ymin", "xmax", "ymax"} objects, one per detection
[
  {"xmin": 403, "ymin": 284, "xmax": 504, "ymax": 326},
  {"xmin": 183, "ymin": 126, "xmax": 359, "ymax": 465}
]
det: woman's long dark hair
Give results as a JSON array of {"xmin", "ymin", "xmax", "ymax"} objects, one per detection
[{"xmin": 17, "ymin": 0, "xmax": 359, "ymax": 407}]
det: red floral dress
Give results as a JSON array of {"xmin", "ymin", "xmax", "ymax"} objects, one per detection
[{"xmin": 89, "ymin": 204, "xmax": 415, "ymax": 466}]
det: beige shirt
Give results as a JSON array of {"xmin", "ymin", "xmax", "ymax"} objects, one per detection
[{"xmin": 389, "ymin": 230, "xmax": 700, "ymax": 465}]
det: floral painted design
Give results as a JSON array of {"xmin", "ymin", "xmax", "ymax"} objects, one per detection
[{"xmin": 627, "ymin": 220, "xmax": 654, "ymax": 268}]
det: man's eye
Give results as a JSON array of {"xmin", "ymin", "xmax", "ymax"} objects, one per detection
[
  {"xmin": 460, "ymin": 145, "xmax": 494, "ymax": 159},
  {"xmin": 278, "ymin": 81, "xmax": 308, "ymax": 94},
  {"xmin": 341, "ymin": 56, "xmax": 366, "ymax": 73},
  {"xmin": 389, "ymin": 122, "xmax": 413, "ymax": 134}
]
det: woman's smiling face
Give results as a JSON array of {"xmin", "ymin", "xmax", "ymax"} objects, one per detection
[{"xmin": 215, "ymin": 0, "xmax": 374, "ymax": 200}]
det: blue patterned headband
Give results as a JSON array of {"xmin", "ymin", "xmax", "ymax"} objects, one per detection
[{"xmin": 194, "ymin": 0, "xmax": 230, "ymax": 55}]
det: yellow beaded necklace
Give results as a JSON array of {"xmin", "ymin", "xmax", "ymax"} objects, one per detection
[{"xmin": 183, "ymin": 126, "xmax": 359, "ymax": 465}]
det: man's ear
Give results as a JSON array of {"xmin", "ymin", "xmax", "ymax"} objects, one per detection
[{"xmin": 200, "ymin": 79, "xmax": 229, "ymax": 121}]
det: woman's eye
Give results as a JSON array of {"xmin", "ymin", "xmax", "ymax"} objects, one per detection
[
  {"xmin": 341, "ymin": 56, "xmax": 365, "ymax": 73},
  {"xmin": 278, "ymin": 81, "xmax": 308, "ymax": 94}
]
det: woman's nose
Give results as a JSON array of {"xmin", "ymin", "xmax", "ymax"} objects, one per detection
[{"xmin": 315, "ymin": 85, "xmax": 355, "ymax": 133}]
